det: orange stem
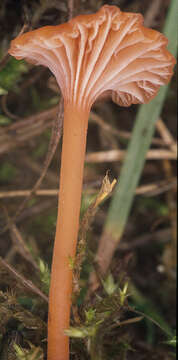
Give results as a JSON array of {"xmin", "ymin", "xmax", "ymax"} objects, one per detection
[{"xmin": 48, "ymin": 103, "xmax": 89, "ymax": 360}]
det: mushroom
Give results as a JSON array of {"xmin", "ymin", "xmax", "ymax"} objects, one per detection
[{"xmin": 8, "ymin": 5, "xmax": 175, "ymax": 360}]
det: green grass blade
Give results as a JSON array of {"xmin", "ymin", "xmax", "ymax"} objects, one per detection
[
  {"xmin": 129, "ymin": 284, "xmax": 174, "ymax": 339},
  {"xmin": 104, "ymin": 0, "xmax": 177, "ymax": 240}
]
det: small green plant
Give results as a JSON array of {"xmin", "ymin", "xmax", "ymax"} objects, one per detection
[
  {"xmin": 102, "ymin": 274, "xmax": 118, "ymax": 296},
  {"xmin": 0, "ymin": 114, "xmax": 11, "ymax": 124},
  {"xmin": 14, "ymin": 343, "xmax": 44, "ymax": 360},
  {"xmin": 38, "ymin": 258, "xmax": 50, "ymax": 295},
  {"xmin": 65, "ymin": 275, "xmax": 130, "ymax": 359},
  {"xmin": 0, "ymin": 57, "xmax": 28, "ymax": 92},
  {"xmin": 164, "ymin": 335, "xmax": 177, "ymax": 348},
  {"xmin": 0, "ymin": 58, "xmax": 28, "ymax": 95},
  {"xmin": 0, "ymin": 162, "xmax": 17, "ymax": 182}
]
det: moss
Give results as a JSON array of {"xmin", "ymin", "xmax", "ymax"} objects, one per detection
[
  {"xmin": 0, "ymin": 57, "xmax": 28, "ymax": 92},
  {"xmin": 0, "ymin": 162, "xmax": 17, "ymax": 183}
]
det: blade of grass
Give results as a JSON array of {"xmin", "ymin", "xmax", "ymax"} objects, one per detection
[
  {"xmin": 94, "ymin": 0, "xmax": 177, "ymax": 277},
  {"xmin": 129, "ymin": 283, "xmax": 174, "ymax": 340}
]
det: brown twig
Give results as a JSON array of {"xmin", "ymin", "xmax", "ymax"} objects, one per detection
[
  {"xmin": 1, "ymin": 101, "xmax": 63, "ymax": 235},
  {"xmin": 135, "ymin": 177, "xmax": 177, "ymax": 196},
  {"xmin": 0, "ymin": 53, "xmax": 10, "ymax": 72},
  {"xmin": 2, "ymin": 207, "xmax": 39, "ymax": 271},
  {"xmin": 0, "ymin": 106, "xmax": 58, "ymax": 155},
  {"xmin": 31, "ymin": 0, "xmax": 67, "ymax": 28},
  {"xmin": 118, "ymin": 228, "xmax": 172, "ymax": 251},
  {"xmin": 3, "ymin": 106, "xmax": 58, "ymax": 131},
  {"xmin": 19, "ymin": 155, "xmax": 58, "ymax": 185},
  {"xmin": 0, "ymin": 189, "xmax": 58, "ymax": 198},
  {"xmin": 1, "ymin": 94, "xmax": 21, "ymax": 120},
  {"xmin": 0, "ymin": 257, "xmax": 48, "ymax": 303},
  {"xmin": 156, "ymin": 118, "xmax": 177, "ymax": 154},
  {"xmin": 90, "ymin": 111, "xmax": 165, "ymax": 146},
  {"xmin": 10, "ymin": 99, "xmax": 63, "ymax": 223},
  {"xmin": 144, "ymin": 0, "xmax": 162, "ymax": 27},
  {"xmin": 85, "ymin": 149, "xmax": 177, "ymax": 163},
  {"xmin": 0, "ymin": 199, "xmax": 57, "ymax": 236},
  {"xmin": 68, "ymin": 0, "xmax": 75, "ymax": 19},
  {"xmin": 0, "ymin": 178, "xmax": 176, "ymax": 199},
  {"xmin": 161, "ymin": 160, "xmax": 177, "ymax": 276}
]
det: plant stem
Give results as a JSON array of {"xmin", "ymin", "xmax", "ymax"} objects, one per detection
[{"xmin": 48, "ymin": 103, "xmax": 89, "ymax": 360}]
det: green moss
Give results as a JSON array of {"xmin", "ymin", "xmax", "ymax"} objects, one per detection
[
  {"xmin": 32, "ymin": 210, "xmax": 57, "ymax": 234},
  {"xmin": 38, "ymin": 258, "xmax": 50, "ymax": 295},
  {"xmin": 0, "ymin": 114, "xmax": 11, "ymax": 125},
  {"xmin": 0, "ymin": 57, "xmax": 28, "ymax": 91},
  {"xmin": 137, "ymin": 197, "xmax": 169, "ymax": 216},
  {"xmin": 32, "ymin": 141, "xmax": 49, "ymax": 159},
  {"xmin": 0, "ymin": 162, "xmax": 17, "ymax": 182}
]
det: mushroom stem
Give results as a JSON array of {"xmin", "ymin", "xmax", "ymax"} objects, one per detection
[{"xmin": 48, "ymin": 103, "xmax": 90, "ymax": 360}]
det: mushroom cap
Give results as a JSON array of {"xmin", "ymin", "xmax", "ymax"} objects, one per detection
[{"xmin": 9, "ymin": 5, "xmax": 175, "ymax": 109}]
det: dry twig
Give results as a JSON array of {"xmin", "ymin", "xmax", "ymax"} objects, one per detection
[
  {"xmin": 68, "ymin": 0, "xmax": 75, "ymax": 19},
  {"xmin": 0, "ymin": 178, "xmax": 176, "ymax": 199},
  {"xmin": 0, "ymin": 257, "xmax": 48, "ymax": 303},
  {"xmin": 144, "ymin": 0, "xmax": 162, "ymax": 27},
  {"xmin": 161, "ymin": 160, "xmax": 177, "ymax": 276},
  {"xmin": 156, "ymin": 118, "xmax": 177, "ymax": 154},
  {"xmin": 2, "ymin": 206, "xmax": 39, "ymax": 270},
  {"xmin": 19, "ymin": 155, "xmax": 58, "ymax": 186},
  {"xmin": 10, "ymin": 100, "xmax": 63, "ymax": 223},
  {"xmin": 1, "ymin": 94, "xmax": 21, "ymax": 120},
  {"xmin": 0, "ymin": 53, "xmax": 10, "ymax": 72},
  {"xmin": 118, "ymin": 228, "xmax": 172, "ymax": 251},
  {"xmin": 0, "ymin": 106, "xmax": 58, "ymax": 155},
  {"xmin": 90, "ymin": 111, "xmax": 165, "ymax": 146},
  {"xmin": 85, "ymin": 149, "xmax": 177, "ymax": 163}
]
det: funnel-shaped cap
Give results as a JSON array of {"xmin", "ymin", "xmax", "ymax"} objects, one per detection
[{"xmin": 9, "ymin": 5, "xmax": 175, "ymax": 109}]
